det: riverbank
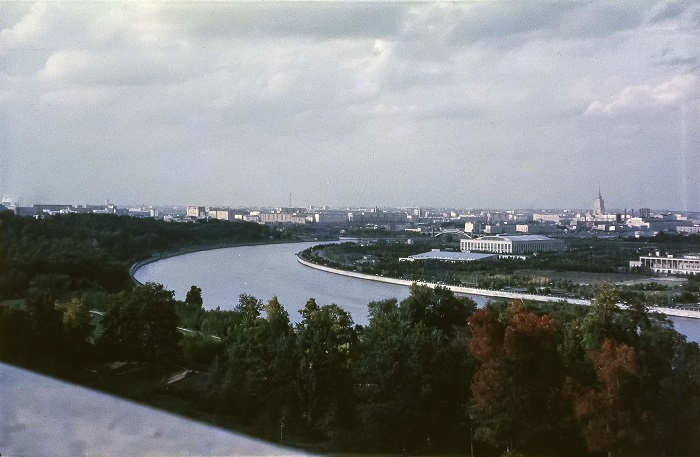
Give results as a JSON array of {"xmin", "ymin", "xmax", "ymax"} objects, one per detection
[
  {"xmin": 296, "ymin": 255, "xmax": 700, "ymax": 320},
  {"xmin": 130, "ymin": 239, "xmax": 313, "ymax": 286}
]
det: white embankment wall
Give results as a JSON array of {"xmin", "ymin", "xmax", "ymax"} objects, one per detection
[{"xmin": 297, "ymin": 255, "xmax": 700, "ymax": 320}]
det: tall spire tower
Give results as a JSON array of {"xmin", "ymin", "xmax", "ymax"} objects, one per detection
[{"xmin": 593, "ymin": 187, "xmax": 605, "ymax": 215}]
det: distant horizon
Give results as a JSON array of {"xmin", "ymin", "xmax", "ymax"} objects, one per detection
[
  {"xmin": 3, "ymin": 2, "xmax": 698, "ymax": 210},
  {"xmin": 4, "ymin": 197, "xmax": 698, "ymax": 215}
]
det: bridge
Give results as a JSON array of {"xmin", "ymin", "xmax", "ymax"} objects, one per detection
[{"xmin": 434, "ymin": 228, "xmax": 471, "ymax": 239}]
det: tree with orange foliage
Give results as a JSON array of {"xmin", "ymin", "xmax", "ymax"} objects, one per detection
[
  {"xmin": 567, "ymin": 339, "xmax": 648, "ymax": 456},
  {"xmin": 468, "ymin": 301, "xmax": 561, "ymax": 453}
]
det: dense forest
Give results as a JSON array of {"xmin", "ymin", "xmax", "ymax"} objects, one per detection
[
  {"xmin": 0, "ymin": 211, "xmax": 280, "ymax": 298},
  {"xmin": 2, "ymin": 213, "xmax": 700, "ymax": 456}
]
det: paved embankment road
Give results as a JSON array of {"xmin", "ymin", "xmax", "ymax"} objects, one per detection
[{"xmin": 297, "ymin": 256, "xmax": 700, "ymax": 320}]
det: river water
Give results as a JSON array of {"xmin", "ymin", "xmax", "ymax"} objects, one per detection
[
  {"xmin": 135, "ymin": 241, "xmax": 488, "ymax": 325},
  {"xmin": 134, "ymin": 242, "xmax": 700, "ymax": 342}
]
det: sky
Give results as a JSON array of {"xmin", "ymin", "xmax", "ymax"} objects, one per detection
[{"xmin": 1, "ymin": 1, "xmax": 699, "ymax": 211}]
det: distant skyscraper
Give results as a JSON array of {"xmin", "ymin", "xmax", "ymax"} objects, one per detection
[{"xmin": 593, "ymin": 188, "xmax": 605, "ymax": 215}]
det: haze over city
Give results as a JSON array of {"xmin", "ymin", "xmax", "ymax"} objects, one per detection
[{"xmin": 2, "ymin": 1, "xmax": 699, "ymax": 210}]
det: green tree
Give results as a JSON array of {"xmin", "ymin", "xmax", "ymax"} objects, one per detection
[
  {"xmin": 220, "ymin": 295, "xmax": 297, "ymax": 439},
  {"xmin": 222, "ymin": 295, "xmax": 270, "ymax": 418},
  {"xmin": 60, "ymin": 297, "xmax": 94, "ymax": 362},
  {"xmin": 355, "ymin": 298, "xmax": 467, "ymax": 451},
  {"xmin": 262, "ymin": 296, "xmax": 298, "ymax": 439},
  {"xmin": 295, "ymin": 298, "xmax": 357, "ymax": 441},
  {"xmin": 185, "ymin": 285, "xmax": 203, "ymax": 308},
  {"xmin": 61, "ymin": 297, "xmax": 93, "ymax": 343},
  {"xmin": 25, "ymin": 289, "xmax": 65, "ymax": 360},
  {"xmin": 581, "ymin": 284, "xmax": 643, "ymax": 351},
  {"xmin": 401, "ymin": 284, "xmax": 476, "ymax": 336},
  {"xmin": 354, "ymin": 286, "xmax": 476, "ymax": 452},
  {"xmin": 0, "ymin": 304, "xmax": 30, "ymax": 363},
  {"xmin": 99, "ymin": 282, "xmax": 180, "ymax": 364}
]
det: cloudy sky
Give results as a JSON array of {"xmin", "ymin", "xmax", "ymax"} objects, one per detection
[{"xmin": 1, "ymin": 1, "xmax": 699, "ymax": 210}]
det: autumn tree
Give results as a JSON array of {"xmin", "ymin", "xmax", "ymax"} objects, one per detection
[
  {"xmin": 567, "ymin": 339, "xmax": 647, "ymax": 456},
  {"xmin": 468, "ymin": 301, "xmax": 561, "ymax": 453}
]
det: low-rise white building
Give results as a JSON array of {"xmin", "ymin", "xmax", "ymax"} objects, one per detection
[
  {"xmin": 515, "ymin": 223, "xmax": 557, "ymax": 234},
  {"xmin": 460, "ymin": 234, "xmax": 565, "ymax": 254},
  {"xmin": 630, "ymin": 254, "xmax": 700, "ymax": 275},
  {"xmin": 532, "ymin": 213, "xmax": 561, "ymax": 224},
  {"xmin": 259, "ymin": 212, "xmax": 307, "ymax": 224},
  {"xmin": 678, "ymin": 226, "xmax": 700, "ymax": 234}
]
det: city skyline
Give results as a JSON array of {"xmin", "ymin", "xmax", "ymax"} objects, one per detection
[
  {"xmin": 2, "ymin": 1, "xmax": 699, "ymax": 210},
  {"xmin": 3, "ymin": 192, "xmax": 692, "ymax": 216}
]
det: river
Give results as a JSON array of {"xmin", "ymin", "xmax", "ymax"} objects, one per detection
[
  {"xmin": 134, "ymin": 241, "xmax": 488, "ymax": 325},
  {"xmin": 134, "ymin": 242, "xmax": 700, "ymax": 342},
  {"xmin": 4, "ymin": 242, "xmax": 699, "ymax": 456}
]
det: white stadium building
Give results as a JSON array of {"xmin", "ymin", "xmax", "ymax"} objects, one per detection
[{"xmin": 460, "ymin": 234, "xmax": 565, "ymax": 254}]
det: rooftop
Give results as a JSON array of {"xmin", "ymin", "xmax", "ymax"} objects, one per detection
[
  {"xmin": 471, "ymin": 234, "xmax": 557, "ymax": 242},
  {"xmin": 404, "ymin": 251, "xmax": 497, "ymax": 262}
]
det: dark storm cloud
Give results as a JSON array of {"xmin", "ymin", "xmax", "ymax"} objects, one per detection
[
  {"xmin": 448, "ymin": 2, "xmax": 578, "ymax": 45},
  {"xmin": 649, "ymin": 0, "xmax": 693, "ymax": 23},
  {"xmin": 448, "ymin": 1, "xmax": 645, "ymax": 47},
  {"xmin": 660, "ymin": 56, "xmax": 699, "ymax": 69}
]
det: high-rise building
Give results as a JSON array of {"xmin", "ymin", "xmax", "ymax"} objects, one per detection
[{"xmin": 593, "ymin": 189, "xmax": 605, "ymax": 215}]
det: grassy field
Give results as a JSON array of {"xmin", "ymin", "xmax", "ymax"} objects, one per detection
[{"xmin": 515, "ymin": 269, "xmax": 663, "ymax": 285}]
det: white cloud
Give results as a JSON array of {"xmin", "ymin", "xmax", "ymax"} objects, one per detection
[
  {"xmin": 38, "ymin": 46, "xmax": 207, "ymax": 86},
  {"xmin": 2, "ymin": 1, "xmax": 699, "ymax": 209},
  {"xmin": 0, "ymin": 2, "xmax": 48, "ymax": 50},
  {"xmin": 585, "ymin": 74, "xmax": 699, "ymax": 116}
]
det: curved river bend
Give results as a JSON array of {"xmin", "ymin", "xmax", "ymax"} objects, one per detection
[{"xmin": 134, "ymin": 242, "xmax": 700, "ymax": 342}]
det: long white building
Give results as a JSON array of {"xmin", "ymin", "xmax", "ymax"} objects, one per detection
[
  {"xmin": 630, "ymin": 254, "xmax": 700, "ymax": 275},
  {"xmin": 460, "ymin": 234, "xmax": 565, "ymax": 254}
]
